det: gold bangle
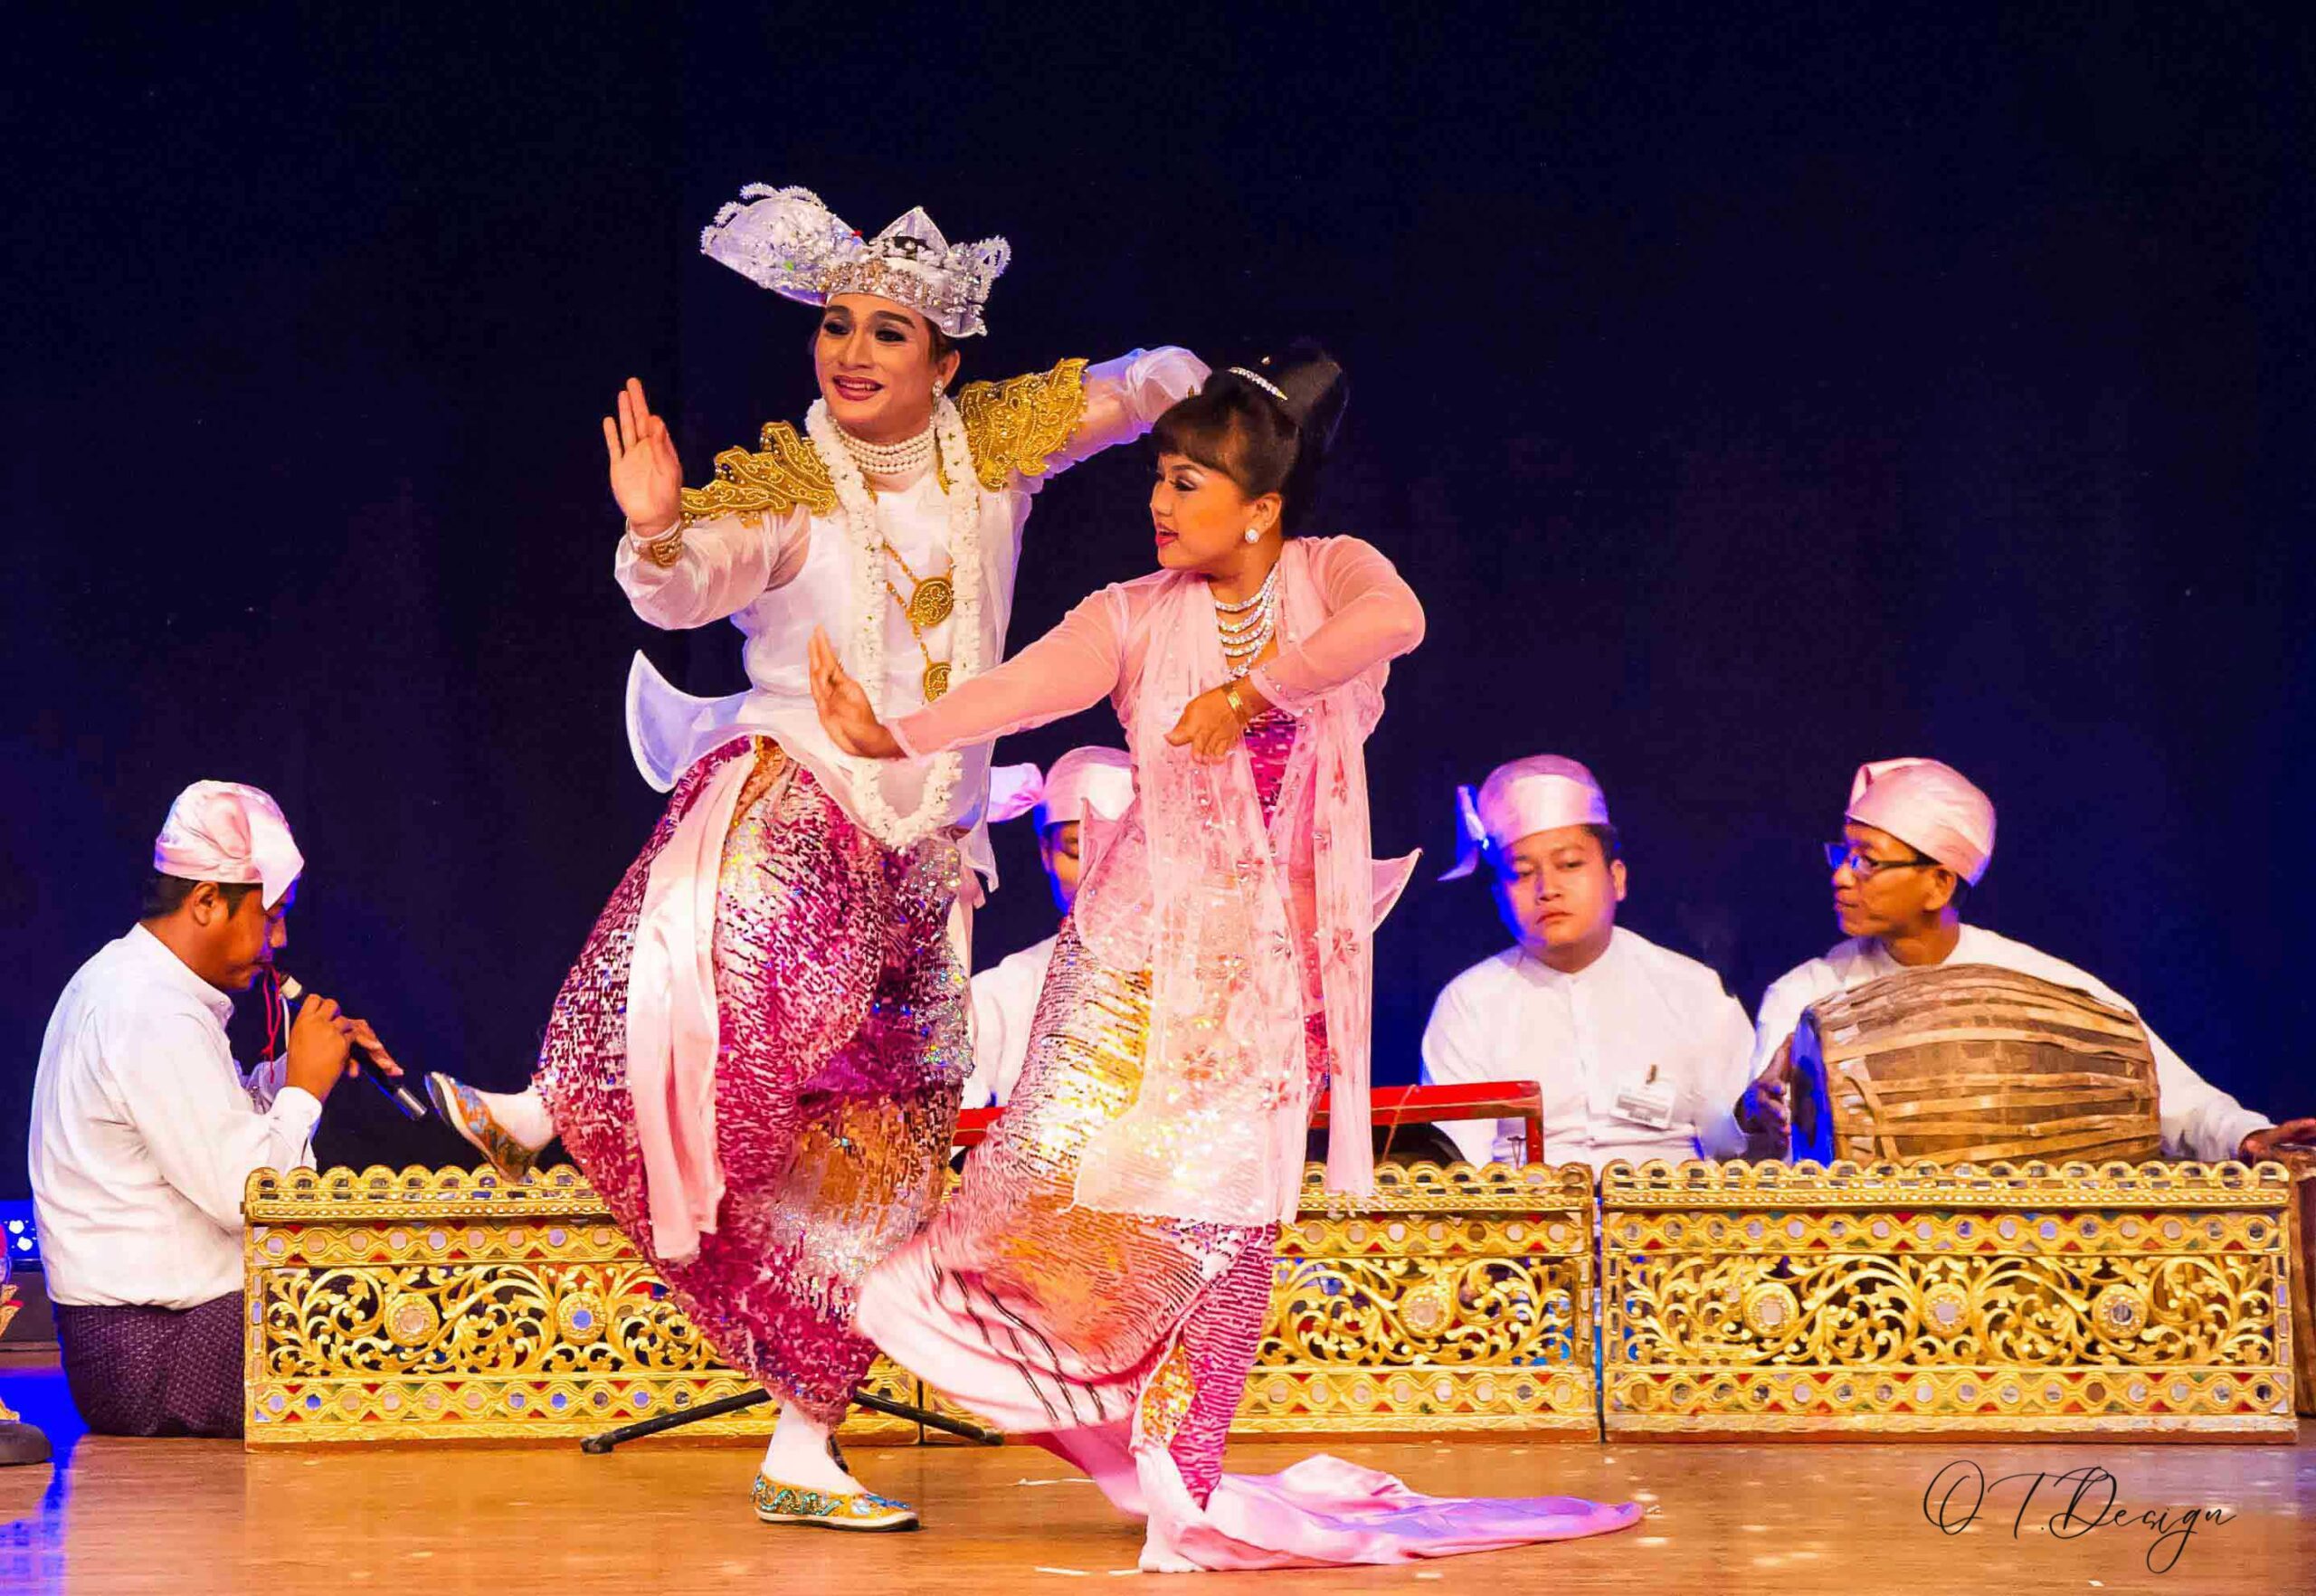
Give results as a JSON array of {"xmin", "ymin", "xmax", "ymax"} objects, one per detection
[{"xmin": 1223, "ymin": 682, "xmax": 1249, "ymax": 722}]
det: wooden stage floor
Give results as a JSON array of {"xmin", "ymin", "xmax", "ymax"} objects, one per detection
[{"xmin": 3, "ymin": 1363, "xmax": 2311, "ymax": 1593}]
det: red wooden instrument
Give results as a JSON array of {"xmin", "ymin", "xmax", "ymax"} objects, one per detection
[{"xmin": 953, "ymin": 1079, "xmax": 1543, "ymax": 1158}]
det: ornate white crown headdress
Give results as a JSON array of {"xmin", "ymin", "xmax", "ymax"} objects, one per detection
[{"xmin": 698, "ymin": 185, "xmax": 1010, "ymax": 338}]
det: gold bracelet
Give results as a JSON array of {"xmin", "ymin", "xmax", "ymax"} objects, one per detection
[{"xmin": 1223, "ymin": 682, "xmax": 1249, "ymax": 722}]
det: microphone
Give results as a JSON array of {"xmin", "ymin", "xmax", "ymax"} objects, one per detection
[{"xmin": 274, "ymin": 973, "xmax": 431, "ymax": 1121}]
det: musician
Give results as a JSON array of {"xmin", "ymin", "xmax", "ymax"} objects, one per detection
[
  {"xmin": 1735, "ymin": 757, "xmax": 2316, "ymax": 1162},
  {"xmin": 27, "ymin": 781, "xmax": 399, "ymax": 1437},
  {"xmin": 1421, "ymin": 755, "xmax": 1756, "ymax": 1167},
  {"xmin": 963, "ymin": 746, "xmax": 1133, "ymax": 1108}
]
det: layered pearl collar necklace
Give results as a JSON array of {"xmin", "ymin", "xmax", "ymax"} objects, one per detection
[
  {"xmin": 830, "ymin": 417, "xmax": 937, "ymax": 479},
  {"xmin": 1214, "ymin": 561, "xmax": 1280, "ymax": 678}
]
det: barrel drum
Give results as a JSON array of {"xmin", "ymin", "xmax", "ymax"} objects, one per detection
[{"xmin": 1789, "ymin": 964, "xmax": 2160, "ymax": 1167}]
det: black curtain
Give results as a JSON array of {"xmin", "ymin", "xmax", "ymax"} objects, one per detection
[{"xmin": 5, "ymin": 4, "xmax": 2309, "ymax": 1189}]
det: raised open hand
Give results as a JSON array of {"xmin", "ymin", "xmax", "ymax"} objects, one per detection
[
  {"xmin": 603, "ymin": 376, "xmax": 685, "ymax": 537},
  {"xmin": 808, "ymin": 627, "xmax": 904, "ymax": 759}
]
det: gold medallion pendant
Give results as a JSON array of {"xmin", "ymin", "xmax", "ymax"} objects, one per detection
[
  {"xmin": 881, "ymin": 540, "xmax": 955, "ymax": 704},
  {"xmin": 905, "ymin": 574, "xmax": 954, "ymax": 630}
]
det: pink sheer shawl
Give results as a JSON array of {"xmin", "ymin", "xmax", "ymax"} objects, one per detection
[{"xmin": 895, "ymin": 536, "xmax": 1424, "ymax": 1224}]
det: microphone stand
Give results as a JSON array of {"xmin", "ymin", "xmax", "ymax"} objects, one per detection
[
  {"xmin": 579, "ymin": 1383, "xmax": 1001, "ymax": 1454},
  {"xmin": 584, "ymin": 1121, "xmax": 1013, "ymax": 1453}
]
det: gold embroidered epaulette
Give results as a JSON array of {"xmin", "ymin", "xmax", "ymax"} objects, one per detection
[
  {"xmin": 958, "ymin": 356, "xmax": 1090, "ymax": 490},
  {"xmin": 679, "ymin": 421, "xmax": 839, "ymax": 526}
]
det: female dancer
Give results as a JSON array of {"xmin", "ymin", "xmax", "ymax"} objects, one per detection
[
  {"xmin": 812, "ymin": 346, "xmax": 1641, "ymax": 1568},
  {"xmin": 426, "ymin": 185, "xmax": 1204, "ymax": 1528}
]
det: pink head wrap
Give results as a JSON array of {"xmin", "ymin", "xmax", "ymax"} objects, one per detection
[
  {"xmin": 1440, "ymin": 755, "xmax": 1611, "ymax": 880},
  {"xmin": 984, "ymin": 763, "xmax": 1044, "ymax": 823},
  {"xmin": 985, "ymin": 748, "xmax": 1135, "ymax": 831},
  {"xmin": 1845, "ymin": 757, "xmax": 1996, "ymax": 885},
  {"xmin": 151, "ymin": 780, "xmax": 306, "ymax": 908}
]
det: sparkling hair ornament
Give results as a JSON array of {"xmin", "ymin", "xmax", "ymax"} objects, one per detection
[
  {"xmin": 1219, "ymin": 343, "xmax": 1349, "ymax": 452},
  {"xmin": 1227, "ymin": 365, "xmax": 1290, "ymax": 404},
  {"xmin": 699, "ymin": 185, "xmax": 1011, "ymax": 338}
]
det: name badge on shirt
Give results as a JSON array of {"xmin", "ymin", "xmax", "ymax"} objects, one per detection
[{"xmin": 1613, "ymin": 1072, "xmax": 1677, "ymax": 1131}]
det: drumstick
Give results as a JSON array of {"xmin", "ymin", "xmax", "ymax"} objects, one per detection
[{"xmin": 276, "ymin": 974, "xmax": 431, "ymax": 1120}]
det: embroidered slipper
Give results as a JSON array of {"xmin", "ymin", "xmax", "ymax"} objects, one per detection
[
  {"xmin": 426, "ymin": 1073, "xmax": 540, "ymax": 1182},
  {"xmin": 751, "ymin": 1473, "xmax": 920, "ymax": 1532}
]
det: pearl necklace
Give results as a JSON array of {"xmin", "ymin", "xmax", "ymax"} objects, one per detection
[
  {"xmin": 831, "ymin": 418, "xmax": 936, "ymax": 479},
  {"xmin": 1214, "ymin": 563, "xmax": 1280, "ymax": 678}
]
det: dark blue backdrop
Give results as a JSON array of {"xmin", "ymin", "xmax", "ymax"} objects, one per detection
[{"xmin": 5, "ymin": 4, "xmax": 2310, "ymax": 1192}]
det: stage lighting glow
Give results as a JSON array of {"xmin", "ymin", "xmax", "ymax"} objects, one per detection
[{"xmin": 0, "ymin": 1203, "xmax": 38, "ymax": 1264}]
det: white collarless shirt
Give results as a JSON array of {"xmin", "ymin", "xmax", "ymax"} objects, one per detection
[
  {"xmin": 964, "ymin": 932, "xmax": 1059, "ymax": 1109},
  {"xmin": 1419, "ymin": 926, "xmax": 1756, "ymax": 1168},
  {"xmin": 1750, "ymin": 924, "xmax": 2269, "ymax": 1164},
  {"xmin": 29, "ymin": 925, "xmax": 321, "ymax": 1308}
]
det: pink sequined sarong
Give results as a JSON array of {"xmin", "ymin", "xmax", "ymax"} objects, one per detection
[
  {"xmin": 857, "ymin": 924, "xmax": 1637, "ymax": 1568},
  {"xmin": 856, "ymin": 716, "xmax": 1642, "ymax": 1568},
  {"xmin": 863, "ymin": 923, "xmax": 1286, "ymax": 1491},
  {"xmin": 537, "ymin": 738, "xmax": 969, "ymax": 1425}
]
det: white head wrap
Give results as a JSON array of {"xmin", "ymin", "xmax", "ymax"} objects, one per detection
[
  {"xmin": 151, "ymin": 780, "xmax": 305, "ymax": 908},
  {"xmin": 1846, "ymin": 757, "xmax": 1997, "ymax": 885},
  {"xmin": 1440, "ymin": 755, "xmax": 1611, "ymax": 880},
  {"xmin": 986, "ymin": 748, "xmax": 1135, "ymax": 832}
]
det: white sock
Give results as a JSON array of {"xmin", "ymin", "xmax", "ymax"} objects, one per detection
[
  {"xmin": 477, "ymin": 1086, "xmax": 555, "ymax": 1151},
  {"xmin": 760, "ymin": 1401, "xmax": 862, "ymax": 1495}
]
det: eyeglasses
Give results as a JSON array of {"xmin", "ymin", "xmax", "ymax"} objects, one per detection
[{"xmin": 1824, "ymin": 842, "xmax": 1938, "ymax": 879}]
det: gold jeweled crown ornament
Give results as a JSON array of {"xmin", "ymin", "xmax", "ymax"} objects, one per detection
[{"xmin": 699, "ymin": 185, "xmax": 1010, "ymax": 338}]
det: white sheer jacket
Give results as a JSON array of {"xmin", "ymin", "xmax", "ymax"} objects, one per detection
[{"xmin": 616, "ymin": 348, "xmax": 1207, "ymax": 883}]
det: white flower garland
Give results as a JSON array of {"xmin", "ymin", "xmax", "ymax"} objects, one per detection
[{"xmin": 803, "ymin": 394, "xmax": 984, "ymax": 850}]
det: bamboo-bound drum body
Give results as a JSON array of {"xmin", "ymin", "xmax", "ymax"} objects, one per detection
[{"xmin": 1788, "ymin": 964, "xmax": 2160, "ymax": 1167}]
